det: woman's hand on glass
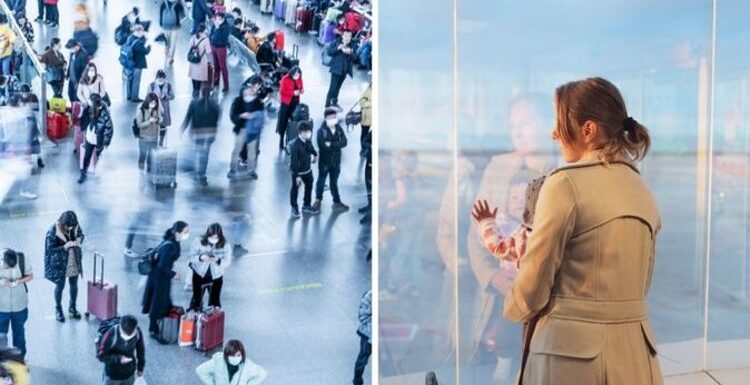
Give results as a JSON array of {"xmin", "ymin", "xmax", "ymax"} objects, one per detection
[{"xmin": 472, "ymin": 199, "xmax": 497, "ymax": 222}]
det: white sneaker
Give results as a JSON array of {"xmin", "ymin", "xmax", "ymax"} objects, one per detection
[
  {"xmin": 19, "ymin": 191, "xmax": 37, "ymax": 199},
  {"xmin": 123, "ymin": 248, "xmax": 139, "ymax": 258}
]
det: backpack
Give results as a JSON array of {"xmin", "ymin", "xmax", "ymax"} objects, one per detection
[
  {"xmin": 114, "ymin": 24, "xmax": 129, "ymax": 46},
  {"xmin": 161, "ymin": 1, "xmax": 178, "ymax": 29},
  {"xmin": 118, "ymin": 37, "xmax": 137, "ymax": 70},
  {"xmin": 137, "ymin": 241, "xmax": 165, "ymax": 276},
  {"xmin": 291, "ymin": 103, "xmax": 309, "ymax": 122},
  {"xmin": 94, "ymin": 317, "xmax": 121, "ymax": 353},
  {"xmin": 187, "ymin": 37, "xmax": 205, "ymax": 64}
]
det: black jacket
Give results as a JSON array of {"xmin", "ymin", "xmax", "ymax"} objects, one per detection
[
  {"xmin": 142, "ymin": 240, "xmax": 180, "ymax": 318},
  {"xmin": 231, "ymin": 27, "xmax": 244, "ymax": 41},
  {"xmin": 73, "ymin": 28, "xmax": 99, "ymax": 58},
  {"xmin": 229, "ymin": 92, "xmax": 267, "ymax": 134},
  {"xmin": 326, "ymin": 38, "xmax": 357, "ymax": 77},
  {"xmin": 192, "ymin": 0, "xmax": 210, "ymax": 20},
  {"xmin": 289, "ymin": 137, "xmax": 317, "ymax": 176},
  {"xmin": 210, "ymin": 20, "xmax": 231, "ymax": 48},
  {"xmin": 127, "ymin": 35, "xmax": 151, "ymax": 69},
  {"xmin": 182, "ymin": 97, "xmax": 221, "ymax": 136},
  {"xmin": 67, "ymin": 49, "xmax": 90, "ymax": 84},
  {"xmin": 44, "ymin": 223, "xmax": 84, "ymax": 285},
  {"xmin": 97, "ymin": 326, "xmax": 146, "ymax": 380},
  {"xmin": 256, "ymin": 41, "xmax": 275, "ymax": 65},
  {"xmin": 87, "ymin": 105, "xmax": 115, "ymax": 152},
  {"xmin": 316, "ymin": 123, "xmax": 347, "ymax": 167}
]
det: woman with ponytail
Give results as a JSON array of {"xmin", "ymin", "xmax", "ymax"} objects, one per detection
[
  {"xmin": 142, "ymin": 221, "xmax": 189, "ymax": 343},
  {"xmin": 472, "ymin": 77, "xmax": 661, "ymax": 384}
]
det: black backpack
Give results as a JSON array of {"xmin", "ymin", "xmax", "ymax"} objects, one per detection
[
  {"xmin": 291, "ymin": 103, "xmax": 309, "ymax": 122},
  {"xmin": 137, "ymin": 241, "xmax": 165, "ymax": 276},
  {"xmin": 187, "ymin": 37, "xmax": 206, "ymax": 64},
  {"xmin": 94, "ymin": 317, "xmax": 121, "ymax": 353},
  {"xmin": 114, "ymin": 24, "xmax": 129, "ymax": 46}
]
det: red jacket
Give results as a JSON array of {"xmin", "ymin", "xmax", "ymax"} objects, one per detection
[
  {"xmin": 342, "ymin": 12, "xmax": 365, "ymax": 33},
  {"xmin": 279, "ymin": 75, "xmax": 304, "ymax": 105}
]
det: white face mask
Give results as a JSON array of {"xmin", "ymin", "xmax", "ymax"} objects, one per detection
[
  {"xmin": 88, "ymin": 70, "xmax": 96, "ymax": 78},
  {"xmin": 149, "ymin": 102, "xmax": 157, "ymax": 109},
  {"xmin": 180, "ymin": 231, "xmax": 190, "ymax": 241},
  {"xmin": 326, "ymin": 119, "xmax": 337, "ymax": 128},
  {"xmin": 208, "ymin": 236, "xmax": 219, "ymax": 245},
  {"xmin": 227, "ymin": 355, "xmax": 242, "ymax": 366},
  {"xmin": 157, "ymin": 79, "xmax": 166, "ymax": 86},
  {"xmin": 120, "ymin": 329, "xmax": 136, "ymax": 341},
  {"xmin": 243, "ymin": 94, "xmax": 254, "ymax": 103},
  {"xmin": 303, "ymin": 132, "xmax": 312, "ymax": 140}
]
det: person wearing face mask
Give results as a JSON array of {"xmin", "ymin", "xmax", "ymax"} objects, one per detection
[
  {"xmin": 196, "ymin": 339, "xmax": 267, "ymax": 385},
  {"xmin": 210, "ymin": 13, "xmax": 231, "ymax": 93},
  {"xmin": 78, "ymin": 93, "xmax": 114, "ymax": 183},
  {"xmin": 158, "ymin": 0, "xmax": 186, "ymax": 66},
  {"xmin": 228, "ymin": 77, "xmax": 268, "ymax": 180},
  {"xmin": 0, "ymin": 249, "xmax": 33, "ymax": 360},
  {"xmin": 187, "ymin": 223, "xmax": 227, "ymax": 310},
  {"xmin": 147, "ymin": 70, "xmax": 175, "ymax": 147},
  {"xmin": 77, "ymin": 63, "xmax": 108, "ymax": 132},
  {"xmin": 324, "ymin": 29, "xmax": 357, "ymax": 108},
  {"xmin": 312, "ymin": 107, "xmax": 349, "ymax": 213},
  {"xmin": 135, "ymin": 93, "xmax": 164, "ymax": 171},
  {"xmin": 188, "ymin": 23, "xmax": 214, "ymax": 98},
  {"xmin": 123, "ymin": 23, "xmax": 151, "ymax": 103},
  {"xmin": 276, "ymin": 67, "xmax": 304, "ymax": 150},
  {"xmin": 65, "ymin": 39, "xmax": 89, "ymax": 103},
  {"xmin": 288, "ymin": 120, "xmax": 318, "ymax": 218},
  {"xmin": 142, "ymin": 221, "xmax": 189, "ymax": 343},
  {"xmin": 96, "ymin": 315, "xmax": 145, "ymax": 385},
  {"xmin": 39, "ymin": 38, "xmax": 66, "ymax": 98},
  {"xmin": 44, "ymin": 211, "xmax": 84, "ymax": 323}
]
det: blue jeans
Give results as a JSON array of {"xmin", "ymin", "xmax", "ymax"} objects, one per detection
[
  {"xmin": 194, "ymin": 136, "xmax": 215, "ymax": 180},
  {"xmin": 126, "ymin": 69, "xmax": 143, "ymax": 100},
  {"xmin": 0, "ymin": 308, "xmax": 28, "ymax": 357},
  {"xmin": 0, "ymin": 57, "xmax": 11, "ymax": 75}
]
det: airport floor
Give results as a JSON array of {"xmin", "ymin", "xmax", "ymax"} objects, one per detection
[{"xmin": 0, "ymin": 1, "xmax": 372, "ymax": 384}]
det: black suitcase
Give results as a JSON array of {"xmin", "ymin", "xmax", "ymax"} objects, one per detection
[{"xmin": 280, "ymin": 44, "xmax": 300, "ymax": 69}]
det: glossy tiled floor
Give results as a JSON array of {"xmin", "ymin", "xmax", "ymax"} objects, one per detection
[{"xmin": 0, "ymin": 0, "xmax": 371, "ymax": 384}]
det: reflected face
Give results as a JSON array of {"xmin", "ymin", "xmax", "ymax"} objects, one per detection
[
  {"xmin": 509, "ymin": 101, "xmax": 543, "ymax": 155},
  {"xmin": 507, "ymin": 184, "xmax": 526, "ymax": 221}
]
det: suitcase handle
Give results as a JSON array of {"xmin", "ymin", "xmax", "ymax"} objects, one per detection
[
  {"xmin": 292, "ymin": 44, "xmax": 299, "ymax": 59},
  {"xmin": 92, "ymin": 252, "xmax": 104, "ymax": 288}
]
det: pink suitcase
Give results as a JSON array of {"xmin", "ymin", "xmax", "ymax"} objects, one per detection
[
  {"xmin": 86, "ymin": 253, "xmax": 118, "ymax": 320},
  {"xmin": 195, "ymin": 307, "xmax": 225, "ymax": 352}
]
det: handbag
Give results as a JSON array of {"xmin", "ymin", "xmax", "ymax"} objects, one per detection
[{"xmin": 345, "ymin": 101, "xmax": 362, "ymax": 127}]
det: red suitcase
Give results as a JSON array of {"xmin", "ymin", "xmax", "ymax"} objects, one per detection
[
  {"xmin": 296, "ymin": 8, "xmax": 313, "ymax": 34},
  {"xmin": 46, "ymin": 112, "xmax": 69, "ymax": 141},
  {"xmin": 195, "ymin": 307, "xmax": 225, "ymax": 352},
  {"xmin": 274, "ymin": 29, "xmax": 285, "ymax": 52},
  {"xmin": 86, "ymin": 253, "xmax": 118, "ymax": 320}
]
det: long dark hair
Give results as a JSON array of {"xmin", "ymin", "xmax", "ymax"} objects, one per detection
[
  {"xmin": 80, "ymin": 62, "xmax": 99, "ymax": 86},
  {"xmin": 163, "ymin": 221, "xmax": 188, "ymax": 241},
  {"xmin": 223, "ymin": 340, "xmax": 246, "ymax": 364},
  {"xmin": 57, "ymin": 210, "xmax": 80, "ymax": 239},
  {"xmin": 200, "ymin": 223, "xmax": 226, "ymax": 248},
  {"xmin": 89, "ymin": 93, "xmax": 103, "ymax": 117},
  {"xmin": 141, "ymin": 92, "xmax": 160, "ymax": 115}
]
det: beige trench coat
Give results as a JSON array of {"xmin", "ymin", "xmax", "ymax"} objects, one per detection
[{"xmin": 505, "ymin": 153, "xmax": 663, "ymax": 385}]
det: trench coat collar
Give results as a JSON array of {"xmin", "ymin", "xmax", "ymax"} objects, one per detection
[{"xmin": 551, "ymin": 150, "xmax": 640, "ymax": 176}]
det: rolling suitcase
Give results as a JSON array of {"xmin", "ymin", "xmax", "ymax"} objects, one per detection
[
  {"xmin": 274, "ymin": 29, "xmax": 286, "ymax": 53},
  {"xmin": 281, "ymin": 44, "xmax": 299, "ymax": 69},
  {"xmin": 260, "ymin": 0, "xmax": 272, "ymax": 14},
  {"xmin": 86, "ymin": 252, "xmax": 118, "ymax": 320},
  {"xmin": 195, "ymin": 307, "xmax": 225, "ymax": 352},
  {"xmin": 322, "ymin": 22, "xmax": 337, "ymax": 45},
  {"xmin": 147, "ymin": 131, "xmax": 177, "ymax": 188},
  {"xmin": 274, "ymin": 0, "xmax": 286, "ymax": 20},
  {"xmin": 158, "ymin": 307, "xmax": 183, "ymax": 344},
  {"xmin": 296, "ymin": 7, "xmax": 313, "ymax": 33},
  {"xmin": 179, "ymin": 312, "xmax": 197, "ymax": 347},
  {"xmin": 317, "ymin": 20, "xmax": 331, "ymax": 45},
  {"xmin": 46, "ymin": 112, "xmax": 69, "ymax": 140},
  {"xmin": 284, "ymin": 0, "xmax": 297, "ymax": 26}
]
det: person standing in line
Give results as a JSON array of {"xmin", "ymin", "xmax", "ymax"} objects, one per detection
[
  {"xmin": 44, "ymin": 211, "xmax": 84, "ymax": 323},
  {"xmin": 276, "ymin": 67, "xmax": 304, "ymax": 150},
  {"xmin": 142, "ymin": 221, "xmax": 190, "ymax": 343},
  {"xmin": 312, "ymin": 107, "xmax": 349, "ymax": 213},
  {"xmin": 324, "ymin": 30, "xmax": 356, "ymax": 108},
  {"xmin": 288, "ymin": 121, "xmax": 318, "ymax": 218},
  {"xmin": 352, "ymin": 290, "xmax": 371, "ymax": 385},
  {"xmin": 147, "ymin": 70, "xmax": 175, "ymax": 147},
  {"xmin": 77, "ymin": 62, "xmax": 108, "ymax": 135},
  {"xmin": 0, "ymin": 249, "xmax": 33, "ymax": 360},
  {"xmin": 135, "ymin": 93, "xmax": 163, "ymax": 171},
  {"xmin": 181, "ymin": 86, "xmax": 221, "ymax": 186},
  {"xmin": 43, "ymin": 0, "xmax": 60, "ymax": 28},
  {"xmin": 187, "ymin": 223, "xmax": 227, "ymax": 310},
  {"xmin": 97, "ymin": 315, "xmax": 146, "ymax": 385},
  {"xmin": 158, "ymin": 0, "xmax": 186, "ymax": 66},
  {"xmin": 196, "ymin": 340, "xmax": 267, "ymax": 385},
  {"xmin": 78, "ymin": 93, "xmax": 114, "ymax": 184},
  {"xmin": 188, "ymin": 24, "xmax": 213, "ymax": 99},
  {"xmin": 34, "ymin": 0, "xmax": 46, "ymax": 23},
  {"xmin": 210, "ymin": 12, "xmax": 231, "ymax": 93},
  {"xmin": 39, "ymin": 38, "xmax": 66, "ymax": 97},
  {"xmin": 123, "ymin": 24, "xmax": 151, "ymax": 103},
  {"xmin": 65, "ymin": 39, "xmax": 89, "ymax": 103}
]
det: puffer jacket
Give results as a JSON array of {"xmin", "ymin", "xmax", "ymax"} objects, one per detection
[
  {"xmin": 44, "ymin": 223, "xmax": 84, "ymax": 285},
  {"xmin": 196, "ymin": 352, "xmax": 267, "ymax": 385},
  {"xmin": 87, "ymin": 105, "xmax": 114, "ymax": 152}
]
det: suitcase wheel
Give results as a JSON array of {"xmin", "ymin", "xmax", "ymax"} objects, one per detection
[{"xmin": 84, "ymin": 312, "xmax": 90, "ymax": 319}]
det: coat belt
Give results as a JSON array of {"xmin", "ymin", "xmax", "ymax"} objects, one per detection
[{"xmin": 547, "ymin": 296, "xmax": 648, "ymax": 324}]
